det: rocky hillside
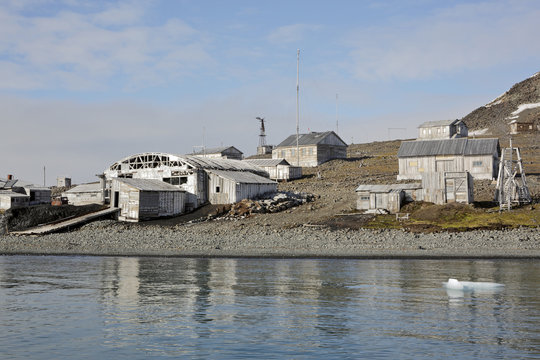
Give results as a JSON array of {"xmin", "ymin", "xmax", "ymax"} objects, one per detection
[{"xmin": 462, "ymin": 71, "xmax": 540, "ymax": 134}]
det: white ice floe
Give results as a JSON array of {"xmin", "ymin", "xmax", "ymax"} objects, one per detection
[
  {"xmin": 511, "ymin": 102, "xmax": 540, "ymax": 116},
  {"xmin": 443, "ymin": 278, "xmax": 504, "ymax": 292}
]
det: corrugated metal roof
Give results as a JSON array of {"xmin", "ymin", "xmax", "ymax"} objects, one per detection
[
  {"xmin": 418, "ymin": 119, "xmax": 460, "ymax": 128},
  {"xmin": 115, "ymin": 178, "xmax": 185, "ymax": 191},
  {"xmin": 397, "ymin": 138, "xmax": 499, "ymax": 157},
  {"xmin": 64, "ymin": 182, "xmax": 101, "ymax": 193},
  {"xmin": 0, "ymin": 190, "xmax": 30, "ymax": 198},
  {"xmin": 208, "ymin": 170, "xmax": 277, "ymax": 184},
  {"xmin": 244, "ymin": 158, "xmax": 291, "ymax": 167},
  {"xmin": 181, "ymin": 156, "xmax": 265, "ymax": 173},
  {"xmin": 355, "ymin": 183, "xmax": 422, "ymax": 192},
  {"xmin": 276, "ymin": 131, "xmax": 346, "ymax": 147}
]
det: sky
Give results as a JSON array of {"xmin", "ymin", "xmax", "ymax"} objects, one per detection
[{"xmin": 1, "ymin": 0, "xmax": 540, "ymax": 185}]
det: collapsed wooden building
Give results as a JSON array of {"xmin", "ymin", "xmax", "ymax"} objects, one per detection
[
  {"xmin": 99, "ymin": 153, "xmax": 277, "ymax": 220},
  {"xmin": 397, "ymin": 138, "xmax": 500, "ymax": 180}
]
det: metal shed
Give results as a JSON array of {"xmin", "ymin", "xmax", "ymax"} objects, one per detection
[
  {"xmin": 111, "ymin": 178, "xmax": 185, "ymax": 222},
  {"xmin": 244, "ymin": 158, "xmax": 302, "ymax": 181},
  {"xmin": 207, "ymin": 170, "xmax": 277, "ymax": 204},
  {"xmin": 355, "ymin": 183, "xmax": 422, "ymax": 213},
  {"xmin": 397, "ymin": 138, "xmax": 500, "ymax": 180}
]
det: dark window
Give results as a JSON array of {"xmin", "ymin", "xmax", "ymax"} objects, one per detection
[
  {"xmin": 179, "ymin": 177, "xmax": 188, "ymax": 185},
  {"xmin": 216, "ymin": 186, "xmax": 220, "ymax": 193}
]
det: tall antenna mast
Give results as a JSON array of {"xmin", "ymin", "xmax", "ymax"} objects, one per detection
[
  {"xmin": 335, "ymin": 93, "xmax": 339, "ymax": 135},
  {"xmin": 296, "ymin": 49, "xmax": 300, "ymax": 166}
]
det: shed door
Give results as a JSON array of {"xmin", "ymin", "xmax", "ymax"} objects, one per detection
[
  {"xmin": 454, "ymin": 177, "xmax": 466, "ymax": 202},
  {"xmin": 445, "ymin": 178, "xmax": 455, "ymax": 202}
]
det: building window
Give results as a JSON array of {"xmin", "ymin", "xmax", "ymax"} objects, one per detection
[
  {"xmin": 215, "ymin": 186, "xmax": 220, "ymax": 193},
  {"xmin": 179, "ymin": 177, "xmax": 188, "ymax": 185},
  {"xmin": 301, "ymin": 148, "xmax": 306, "ymax": 156},
  {"xmin": 281, "ymin": 150, "xmax": 285, "ymax": 157},
  {"xmin": 409, "ymin": 161, "xmax": 417, "ymax": 167},
  {"xmin": 309, "ymin": 148, "xmax": 313, "ymax": 155},
  {"xmin": 291, "ymin": 149, "xmax": 295, "ymax": 156},
  {"xmin": 360, "ymin": 196, "xmax": 369, "ymax": 201},
  {"xmin": 473, "ymin": 161, "xmax": 483, "ymax": 167}
]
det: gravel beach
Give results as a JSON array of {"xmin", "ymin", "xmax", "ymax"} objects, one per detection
[{"xmin": 1, "ymin": 219, "xmax": 538, "ymax": 258}]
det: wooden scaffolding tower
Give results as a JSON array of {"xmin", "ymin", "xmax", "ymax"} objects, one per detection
[{"xmin": 494, "ymin": 141, "xmax": 532, "ymax": 210}]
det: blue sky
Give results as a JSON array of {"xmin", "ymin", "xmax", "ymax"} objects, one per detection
[{"xmin": 1, "ymin": 0, "xmax": 540, "ymax": 184}]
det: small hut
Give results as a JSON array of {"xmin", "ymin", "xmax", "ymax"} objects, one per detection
[
  {"xmin": 111, "ymin": 178, "xmax": 185, "ymax": 222},
  {"xmin": 244, "ymin": 158, "xmax": 302, "ymax": 181},
  {"xmin": 356, "ymin": 183, "xmax": 422, "ymax": 213},
  {"xmin": 422, "ymin": 171, "xmax": 473, "ymax": 205}
]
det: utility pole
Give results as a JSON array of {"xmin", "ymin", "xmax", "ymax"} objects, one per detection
[
  {"xmin": 43, "ymin": 166, "xmax": 46, "ymax": 187},
  {"xmin": 296, "ymin": 49, "xmax": 300, "ymax": 166},
  {"xmin": 335, "ymin": 93, "xmax": 339, "ymax": 135}
]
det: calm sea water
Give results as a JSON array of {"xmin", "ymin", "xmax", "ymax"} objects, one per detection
[{"xmin": 0, "ymin": 256, "xmax": 538, "ymax": 359}]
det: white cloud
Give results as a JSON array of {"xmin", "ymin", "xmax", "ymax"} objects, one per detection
[
  {"xmin": 346, "ymin": 1, "xmax": 540, "ymax": 80},
  {"xmin": 0, "ymin": 2, "xmax": 212, "ymax": 91},
  {"xmin": 267, "ymin": 23, "xmax": 321, "ymax": 44}
]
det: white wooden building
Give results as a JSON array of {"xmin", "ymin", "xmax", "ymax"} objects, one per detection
[
  {"xmin": 0, "ymin": 191, "xmax": 30, "ymax": 210},
  {"xmin": 397, "ymin": 138, "xmax": 500, "ymax": 180},
  {"xmin": 207, "ymin": 170, "xmax": 277, "ymax": 204},
  {"xmin": 418, "ymin": 119, "xmax": 468, "ymax": 140},
  {"xmin": 112, "ymin": 178, "xmax": 185, "ymax": 222},
  {"xmin": 192, "ymin": 146, "xmax": 244, "ymax": 160},
  {"xmin": 63, "ymin": 182, "xmax": 105, "ymax": 205},
  {"xmin": 244, "ymin": 158, "xmax": 302, "ymax": 181},
  {"xmin": 356, "ymin": 183, "xmax": 423, "ymax": 213},
  {"xmin": 272, "ymin": 131, "xmax": 347, "ymax": 167},
  {"xmin": 421, "ymin": 171, "xmax": 473, "ymax": 205}
]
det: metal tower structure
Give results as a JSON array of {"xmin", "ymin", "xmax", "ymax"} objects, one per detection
[
  {"xmin": 494, "ymin": 139, "xmax": 532, "ymax": 210},
  {"xmin": 256, "ymin": 117, "xmax": 267, "ymax": 147}
]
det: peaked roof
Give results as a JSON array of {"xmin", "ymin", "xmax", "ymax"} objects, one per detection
[
  {"xmin": 276, "ymin": 131, "xmax": 347, "ymax": 147},
  {"xmin": 244, "ymin": 158, "xmax": 291, "ymax": 167},
  {"xmin": 192, "ymin": 146, "xmax": 243, "ymax": 155},
  {"xmin": 207, "ymin": 170, "xmax": 276, "ymax": 184},
  {"xmin": 418, "ymin": 119, "xmax": 463, "ymax": 128},
  {"xmin": 114, "ymin": 178, "xmax": 185, "ymax": 191},
  {"xmin": 398, "ymin": 138, "xmax": 499, "ymax": 158}
]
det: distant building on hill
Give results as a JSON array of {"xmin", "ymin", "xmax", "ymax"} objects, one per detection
[
  {"xmin": 272, "ymin": 131, "xmax": 347, "ymax": 167},
  {"xmin": 191, "ymin": 146, "xmax": 244, "ymax": 160},
  {"xmin": 418, "ymin": 119, "xmax": 468, "ymax": 140}
]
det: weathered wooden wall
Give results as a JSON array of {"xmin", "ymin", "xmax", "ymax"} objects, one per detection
[
  {"xmin": 421, "ymin": 171, "xmax": 473, "ymax": 205},
  {"xmin": 398, "ymin": 154, "xmax": 497, "ymax": 180}
]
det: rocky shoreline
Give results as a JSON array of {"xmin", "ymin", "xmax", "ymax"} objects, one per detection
[{"xmin": 1, "ymin": 219, "xmax": 538, "ymax": 258}]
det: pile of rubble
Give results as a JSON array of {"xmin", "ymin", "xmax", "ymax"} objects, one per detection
[{"xmin": 226, "ymin": 192, "xmax": 316, "ymax": 219}]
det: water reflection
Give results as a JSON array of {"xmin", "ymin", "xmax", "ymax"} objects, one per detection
[{"xmin": 1, "ymin": 257, "xmax": 539, "ymax": 359}]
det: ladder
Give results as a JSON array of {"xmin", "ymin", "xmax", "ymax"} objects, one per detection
[{"xmin": 494, "ymin": 143, "xmax": 532, "ymax": 210}]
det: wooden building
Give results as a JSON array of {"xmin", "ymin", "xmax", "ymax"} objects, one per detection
[
  {"xmin": 57, "ymin": 177, "xmax": 72, "ymax": 188},
  {"xmin": 272, "ymin": 131, "xmax": 347, "ymax": 167},
  {"xmin": 356, "ymin": 183, "xmax": 422, "ymax": 214},
  {"xmin": 192, "ymin": 146, "xmax": 244, "ymax": 160},
  {"xmin": 63, "ymin": 183, "xmax": 105, "ymax": 205},
  {"xmin": 418, "ymin": 119, "xmax": 468, "ymax": 140},
  {"xmin": 421, "ymin": 171, "xmax": 473, "ymax": 205},
  {"xmin": 104, "ymin": 153, "xmax": 271, "ymax": 211},
  {"xmin": 207, "ymin": 170, "xmax": 277, "ymax": 204},
  {"xmin": 0, "ymin": 191, "xmax": 29, "ymax": 210},
  {"xmin": 244, "ymin": 158, "xmax": 302, "ymax": 181},
  {"xmin": 397, "ymin": 138, "xmax": 500, "ymax": 180},
  {"xmin": 509, "ymin": 119, "xmax": 537, "ymax": 134},
  {"xmin": 112, "ymin": 178, "xmax": 185, "ymax": 222}
]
